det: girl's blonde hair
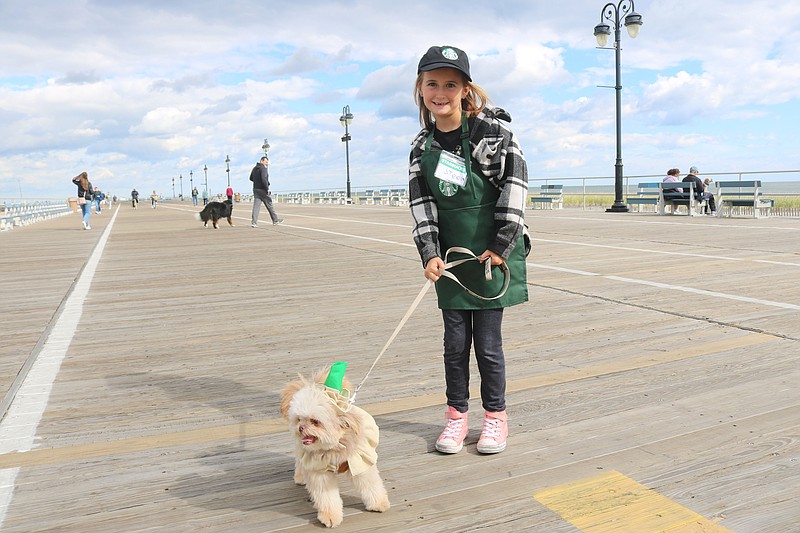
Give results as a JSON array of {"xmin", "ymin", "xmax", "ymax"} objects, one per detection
[{"xmin": 413, "ymin": 72, "xmax": 491, "ymax": 130}]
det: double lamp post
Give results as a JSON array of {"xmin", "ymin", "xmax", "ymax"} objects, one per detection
[{"xmin": 594, "ymin": 0, "xmax": 643, "ymax": 213}]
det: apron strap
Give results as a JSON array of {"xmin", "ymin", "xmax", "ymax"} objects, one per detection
[{"xmin": 440, "ymin": 247, "xmax": 510, "ymax": 301}]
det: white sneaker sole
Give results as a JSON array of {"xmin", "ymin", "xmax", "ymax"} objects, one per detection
[
  {"xmin": 435, "ymin": 441, "xmax": 464, "ymax": 454},
  {"xmin": 476, "ymin": 441, "xmax": 506, "ymax": 454}
]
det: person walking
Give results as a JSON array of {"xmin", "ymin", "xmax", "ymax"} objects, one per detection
[
  {"xmin": 408, "ymin": 45, "xmax": 530, "ymax": 455},
  {"xmin": 192, "ymin": 187, "xmax": 199, "ymax": 206},
  {"xmin": 202, "ymin": 189, "xmax": 209, "ymax": 205},
  {"xmin": 72, "ymin": 171, "xmax": 94, "ymax": 229},
  {"xmin": 249, "ymin": 156, "xmax": 283, "ymax": 226},
  {"xmin": 150, "ymin": 190, "xmax": 158, "ymax": 209},
  {"xmin": 131, "ymin": 188, "xmax": 139, "ymax": 209}
]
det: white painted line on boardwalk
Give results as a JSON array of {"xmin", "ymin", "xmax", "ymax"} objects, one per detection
[
  {"xmin": 529, "ymin": 262, "xmax": 800, "ymax": 311},
  {"xmin": 533, "ymin": 237, "xmax": 800, "ymax": 267},
  {"xmin": 0, "ymin": 206, "xmax": 119, "ymax": 528}
]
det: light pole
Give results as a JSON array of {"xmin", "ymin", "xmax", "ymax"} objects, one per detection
[
  {"xmin": 203, "ymin": 165, "xmax": 208, "ymax": 198},
  {"xmin": 225, "ymin": 155, "xmax": 230, "ymax": 188},
  {"xmin": 594, "ymin": 0, "xmax": 642, "ymax": 213},
  {"xmin": 339, "ymin": 105, "xmax": 353, "ymax": 204},
  {"xmin": 179, "ymin": 173, "xmax": 184, "ymax": 200},
  {"xmin": 172, "ymin": 177, "xmax": 175, "ymax": 199},
  {"xmin": 189, "ymin": 170, "xmax": 193, "ymax": 191}
]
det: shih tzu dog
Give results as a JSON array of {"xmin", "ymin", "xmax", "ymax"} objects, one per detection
[{"xmin": 279, "ymin": 363, "xmax": 390, "ymax": 528}]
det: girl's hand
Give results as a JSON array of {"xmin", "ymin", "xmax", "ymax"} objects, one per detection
[
  {"xmin": 478, "ymin": 250, "xmax": 504, "ymax": 266},
  {"xmin": 424, "ymin": 257, "xmax": 446, "ymax": 282}
]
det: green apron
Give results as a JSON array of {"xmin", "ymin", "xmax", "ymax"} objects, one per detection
[{"xmin": 421, "ymin": 114, "xmax": 528, "ymax": 310}]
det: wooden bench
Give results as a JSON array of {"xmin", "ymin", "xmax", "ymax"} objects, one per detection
[
  {"xmin": 626, "ymin": 182, "xmax": 660, "ymax": 212},
  {"xmin": 529, "ymin": 184, "xmax": 563, "ymax": 209},
  {"xmin": 658, "ymin": 181, "xmax": 706, "ymax": 216},
  {"xmin": 715, "ymin": 180, "xmax": 774, "ymax": 219}
]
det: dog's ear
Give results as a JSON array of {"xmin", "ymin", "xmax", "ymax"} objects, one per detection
[
  {"xmin": 339, "ymin": 410, "xmax": 362, "ymax": 435},
  {"xmin": 279, "ymin": 376, "xmax": 307, "ymax": 419}
]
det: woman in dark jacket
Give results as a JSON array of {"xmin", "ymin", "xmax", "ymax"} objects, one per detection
[{"xmin": 72, "ymin": 171, "xmax": 93, "ymax": 229}]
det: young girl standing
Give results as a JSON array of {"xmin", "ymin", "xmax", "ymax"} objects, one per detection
[{"xmin": 409, "ymin": 46, "xmax": 529, "ymax": 454}]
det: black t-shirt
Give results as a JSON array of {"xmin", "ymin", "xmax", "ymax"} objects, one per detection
[{"xmin": 433, "ymin": 117, "xmax": 476, "ymax": 155}]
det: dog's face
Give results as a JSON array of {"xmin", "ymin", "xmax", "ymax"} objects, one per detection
[{"xmin": 287, "ymin": 386, "xmax": 350, "ymax": 452}]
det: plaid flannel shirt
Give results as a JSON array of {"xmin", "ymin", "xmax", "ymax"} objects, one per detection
[{"xmin": 408, "ymin": 107, "xmax": 529, "ymax": 266}]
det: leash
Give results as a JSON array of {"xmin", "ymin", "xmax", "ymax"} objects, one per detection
[{"xmin": 348, "ymin": 247, "xmax": 510, "ymax": 405}]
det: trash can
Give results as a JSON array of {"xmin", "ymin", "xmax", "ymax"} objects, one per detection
[
  {"xmin": 234, "ymin": 192, "xmax": 241, "ymax": 203},
  {"xmin": 67, "ymin": 197, "xmax": 79, "ymax": 213}
]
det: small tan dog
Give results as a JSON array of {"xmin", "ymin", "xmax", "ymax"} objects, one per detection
[{"xmin": 279, "ymin": 364, "xmax": 390, "ymax": 528}]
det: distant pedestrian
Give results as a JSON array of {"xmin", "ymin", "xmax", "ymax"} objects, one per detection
[
  {"xmin": 250, "ymin": 156, "xmax": 283, "ymax": 226},
  {"xmin": 151, "ymin": 190, "xmax": 158, "ymax": 209},
  {"xmin": 202, "ymin": 189, "xmax": 209, "ymax": 205},
  {"xmin": 192, "ymin": 187, "xmax": 199, "ymax": 206},
  {"xmin": 72, "ymin": 171, "xmax": 94, "ymax": 230},
  {"xmin": 131, "ymin": 188, "xmax": 140, "ymax": 209},
  {"xmin": 93, "ymin": 188, "xmax": 104, "ymax": 214}
]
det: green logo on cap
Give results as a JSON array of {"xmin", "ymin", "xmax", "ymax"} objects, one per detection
[{"xmin": 442, "ymin": 48, "xmax": 458, "ymax": 60}]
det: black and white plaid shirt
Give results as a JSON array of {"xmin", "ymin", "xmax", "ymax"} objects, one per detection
[{"xmin": 408, "ymin": 107, "xmax": 529, "ymax": 266}]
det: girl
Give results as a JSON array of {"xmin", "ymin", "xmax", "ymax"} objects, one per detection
[
  {"xmin": 72, "ymin": 172, "xmax": 93, "ymax": 230},
  {"xmin": 408, "ymin": 46, "xmax": 530, "ymax": 454}
]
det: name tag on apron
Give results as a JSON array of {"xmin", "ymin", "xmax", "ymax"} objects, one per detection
[{"xmin": 434, "ymin": 151, "xmax": 468, "ymax": 187}]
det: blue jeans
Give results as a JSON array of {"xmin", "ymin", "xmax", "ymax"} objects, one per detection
[
  {"xmin": 441, "ymin": 308, "xmax": 506, "ymax": 413},
  {"xmin": 80, "ymin": 203, "xmax": 91, "ymax": 226}
]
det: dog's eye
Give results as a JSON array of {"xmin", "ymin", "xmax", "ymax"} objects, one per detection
[{"xmin": 310, "ymin": 418, "xmax": 321, "ymax": 426}]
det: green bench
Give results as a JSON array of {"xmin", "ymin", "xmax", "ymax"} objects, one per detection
[
  {"xmin": 529, "ymin": 184, "xmax": 563, "ymax": 209},
  {"xmin": 626, "ymin": 182, "xmax": 660, "ymax": 212},
  {"xmin": 715, "ymin": 180, "xmax": 774, "ymax": 218}
]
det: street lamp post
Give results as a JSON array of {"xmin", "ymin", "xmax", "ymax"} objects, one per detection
[
  {"xmin": 339, "ymin": 105, "xmax": 353, "ymax": 204},
  {"xmin": 189, "ymin": 170, "xmax": 193, "ymax": 192},
  {"xmin": 179, "ymin": 173, "xmax": 184, "ymax": 200},
  {"xmin": 594, "ymin": 0, "xmax": 643, "ymax": 213},
  {"xmin": 203, "ymin": 164, "xmax": 208, "ymax": 194},
  {"xmin": 225, "ymin": 155, "xmax": 230, "ymax": 188},
  {"xmin": 172, "ymin": 177, "xmax": 175, "ymax": 199}
]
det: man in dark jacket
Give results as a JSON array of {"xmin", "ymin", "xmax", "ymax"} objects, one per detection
[
  {"xmin": 682, "ymin": 166, "xmax": 716, "ymax": 215},
  {"xmin": 249, "ymin": 156, "xmax": 283, "ymax": 226}
]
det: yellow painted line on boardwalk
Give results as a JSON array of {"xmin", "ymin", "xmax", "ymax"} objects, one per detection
[
  {"xmin": 534, "ymin": 470, "xmax": 732, "ymax": 532},
  {"xmin": 0, "ymin": 333, "xmax": 774, "ymax": 470}
]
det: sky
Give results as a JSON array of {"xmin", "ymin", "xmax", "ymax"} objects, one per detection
[{"xmin": 1, "ymin": 0, "xmax": 799, "ymax": 200}]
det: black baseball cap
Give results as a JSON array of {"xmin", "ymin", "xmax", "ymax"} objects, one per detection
[{"xmin": 417, "ymin": 45, "xmax": 471, "ymax": 81}]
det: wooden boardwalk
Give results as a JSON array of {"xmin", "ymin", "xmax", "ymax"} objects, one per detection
[{"xmin": 1, "ymin": 202, "xmax": 798, "ymax": 532}]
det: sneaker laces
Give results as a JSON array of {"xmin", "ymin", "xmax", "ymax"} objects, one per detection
[
  {"xmin": 480, "ymin": 418, "xmax": 502, "ymax": 440},
  {"xmin": 440, "ymin": 418, "xmax": 465, "ymax": 440}
]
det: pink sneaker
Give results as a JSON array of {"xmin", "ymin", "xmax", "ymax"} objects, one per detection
[
  {"xmin": 477, "ymin": 411, "xmax": 508, "ymax": 454},
  {"xmin": 436, "ymin": 406, "xmax": 468, "ymax": 454}
]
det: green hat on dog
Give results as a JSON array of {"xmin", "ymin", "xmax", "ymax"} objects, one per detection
[{"xmin": 323, "ymin": 362, "xmax": 348, "ymax": 393}]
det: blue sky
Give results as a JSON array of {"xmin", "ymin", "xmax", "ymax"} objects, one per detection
[{"xmin": 1, "ymin": 0, "xmax": 799, "ymax": 200}]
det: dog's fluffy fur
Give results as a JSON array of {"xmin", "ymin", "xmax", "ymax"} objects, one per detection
[
  {"xmin": 280, "ymin": 368, "xmax": 390, "ymax": 528},
  {"xmin": 194, "ymin": 199, "xmax": 233, "ymax": 229}
]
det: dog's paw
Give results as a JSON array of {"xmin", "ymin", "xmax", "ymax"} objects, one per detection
[
  {"xmin": 317, "ymin": 508, "xmax": 343, "ymax": 528},
  {"xmin": 293, "ymin": 471, "xmax": 305, "ymax": 486},
  {"xmin": 366, "ymin": 494, "xmax": 390, "ymax": 513}
]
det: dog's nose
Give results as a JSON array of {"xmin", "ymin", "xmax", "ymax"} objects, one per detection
[{"xmin": 298, "ymin": 424, "xmax": 305, "ymax": 433}]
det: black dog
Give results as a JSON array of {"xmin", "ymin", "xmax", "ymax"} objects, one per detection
[{"xmin": 195, "ymin": 199, "xmax": 234, "ymax": 229}]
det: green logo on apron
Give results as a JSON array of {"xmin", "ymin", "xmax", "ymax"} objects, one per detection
[{"xmin": 438, "ymin": 180, "xmax": 458, "ymax": 197}]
